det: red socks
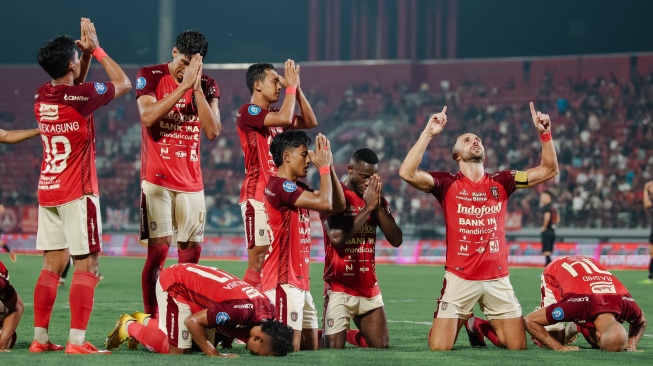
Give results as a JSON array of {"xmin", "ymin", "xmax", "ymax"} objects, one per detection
[
  {"xmin": 474, "ymin": 317, "xmax": 502, "ymax": 347},
  {"xmin": 243, "ymin": 268, "xmax": 261, "ymax": 291},
  {"xmin": 128, "ymin": 321, "xmax": 169, "ymax": 354},
  {"xmin": 346, "ymin": 330, "xmax": 369, "ymax": 348},
  {"xmin": 178, "ymin": 246, "xmax": 201, "ymax": 264},
  {"xmin": 69, "ymin": 271, "xmax": 97, "ymax": 330},
  {"xmin": 142, "ymin": 245, "xmax": 169, "ymax": 316},
  {"xmin": 33, "ymin": 270, "xmax": 60, "ymax": 328}
]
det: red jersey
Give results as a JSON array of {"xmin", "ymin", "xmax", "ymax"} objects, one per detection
[
  {"xmin": 236, "ymin": 103, "xmax": 295, "ymax": 203},
  {"xmin": 136, "ymin": 63, "xmax": 220, "ymax": 192},
  {"xmin": 0, "ymin": 261, "xmax": 16, "ymax": 304},
  {"xmin": 34, "ymin": 81, "xmax": 116, "ymax": 206},
  {"xmin": 320, "ymin": 183, "xmax": 393, "ymax": 298},
  {"xmin": 429, "ymin": 170, "xmax": 517, "ymax": 280},
  {"xmin": 543, "ymin": 256, "xmax": 631, "ymax": 299},
  {"xmin": 158, "ymin": 264, "xmax": 274, "ymax": 340},
  {"xmin": 262, "ymin": 177, "xmax": 313, "ymax": 291}
]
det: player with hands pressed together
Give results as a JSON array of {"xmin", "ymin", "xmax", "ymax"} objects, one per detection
[{"xmin": 399, "ymin": 103, "xmax": 558, "ymax": 351}]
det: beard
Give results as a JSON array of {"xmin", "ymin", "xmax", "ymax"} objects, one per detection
[{"xmin": 461, "ymin": 150, "xmax": 485, "ymax": 163}]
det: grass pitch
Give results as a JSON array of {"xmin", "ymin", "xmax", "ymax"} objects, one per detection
[{"xmin": 1, "ymin": 253, "xmax": 651, "ymax": 365}]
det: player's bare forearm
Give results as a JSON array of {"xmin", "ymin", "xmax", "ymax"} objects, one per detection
[
  {"xmin": 73, "ymin": 53, "xmax": 92, "ymax": 85},
  {"xmin": 399, "ymin": 133, "xmax": 435, "ymax": 192},
  {"xmin": 644, "ymin": 186, "xmax": 652, "ymax": 209},
  {"xmin": 326, "ymin": 206, "xmax": 375, "ymax": 248},
  {"xmin": 525, "ymin": 320, "xmax": 565, "ymax": 350},
  {"xmin": 525, "ymin": 139, "xmax": 559, "ymax": 188},
  {"xmin": 0, "ymin": 295, "xmax": 23, "ymax": 350},
  {"xmin": 197, "ymin": 95, "xmax": 221, "ymax": 140},
  {"xmin": 138, "ymin": 87, "xmax": 190, "ymax": 127},
  {"xmin": 293, "ymin": 88, "xmax": 318, "ymax": 129},
  {"xmin": 626, "ymin": 317, "xmax": 646, "ymax": 351},
  {"xmin": 377, "ymin": 209, "xmax": 403, "ymax": 247},
  {"xmin": 184, "ymin": 314, "xmax": 220, "ymax": 356},
  {"xmin": 276, "ymin": 94, "xmax": 297, "ymax": 126},
  {"xmin": 330, "ymin": 166, "xmax": 346, "ymax": 213},
  {"xmin": 98, "ymin": 56, "xmax": 132, "ymax": 98},
  {"xmin": 0, "ymin": 128, "xmax": 39, "ymax": 144}
]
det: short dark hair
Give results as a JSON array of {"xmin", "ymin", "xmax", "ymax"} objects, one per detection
[
  {"xmin": 246, "ymin": 63, "xmax": 275, "ymax": 95},
  {"xmin": 351, "ymin": 148, "xmax": 379, "ymax": 165},
  {"xmin": 175, "ymin": 30, "xmax": 208, "ymax": 57},
  {"xmin": 260, "ymin": 320, "xmax": 293, "ymax": 356},
  {"xmin": 270, "ymin": 130, "xmax": 311, "ymax": 167},
  {"xmin": 37, "ymin": 35, "xmax": 76, "ymax": 79}
]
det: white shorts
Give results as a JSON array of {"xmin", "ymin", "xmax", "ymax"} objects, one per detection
[
  {"xmin": 323, "ymin": 291, "xmax": 384, "ymax": 335},
  {"xmin": 140, "ymin": 181, "xmax": 205, "ymax": 244},
  {"xmin": 434, "ymin": 272, "xmax": 522, "ymax": 320},
  {"xmin": 36, "ymin": 195, "xmax": 102, "ymax": 256},
  {"xmin": 539, "ymin": 274, "xmax": 565, "ymax": 331},
  {"xmin": 265, "ymin": 284, "xmax": 318, "ymax": 331},
  {"xmin": 155, "ymin": 280, "xmax": 193, "ymax": 349},
  {"xmin": 239, "ymin": 199, "xmax": 272, "ymax": 249}
]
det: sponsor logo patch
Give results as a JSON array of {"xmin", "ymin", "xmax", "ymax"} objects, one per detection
[
  {"xmin": 327, "ymin": 318, "xmax": 334, "ymax": 328},
  {"xmin": 283, "ymin": 180, "xmax": 297, "ymax": 193},
  {"xmin": 136, "ymin": 77, "xmax": 146, "ymax": 90},
  {"xmin": 182, "ymin": 330, "xmax": 189, "ymax": 340},
  {"xmin": 216, "ymin": 312, "xmax": 230, "ymax": 325},
  {"xmin": 290, "ymin": 311, "xmax": 298, "ymax": 322},
  {"xmin": 551, "ymin": 307, "xmax": 564, "ymax": 321},
  {"xmin": 150, "ymin": 221, "xmax": 157, "ymax": 231},
  {"xmin": 441, "ymin": 302, "xmax": 448, "ymax": 310},
  {"xmin": 490, "ymin": 186, "xmax": 499, "ymax": 199},
  {"xmin": 94, "ymin": 82, "xmax": 107, "ymax": 94},
  {"xmin": 248, "ymin": 105, "xmax": 261, "ymax": 115},
  {"xmin": 259, "ymin": 229, "xmax": 265, "ymax": 237}
]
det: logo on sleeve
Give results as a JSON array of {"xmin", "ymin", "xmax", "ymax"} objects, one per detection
[
  {"xmin": 248, "ymin": 105, "xmax": 261, "ymax": 116},
  {"xmin": 136, "ymin": 77, "xmax": 146, "ymax": 90},
  {"xmin": 215, "ymin": 312, "xmax": 230, "ymax": 325},
  {"xmin": 283, "ymin": 181, "xmax": 297, "ymax": 193},
  {"xmin": 94, "ymin": 82, "xmax": 107, "ymax": 94},
  {"xmin": 551, "ymin": 307, "xmax": 564, "ymax": 321}
]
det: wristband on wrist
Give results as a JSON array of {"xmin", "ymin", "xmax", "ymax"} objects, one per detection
[
  {"xmin": 319, "ymin": 166, "xmax": 331, "ymax": 175},
  {"xmin": 286, "ymin": 86, "xmax": 297, "ymax": 95},
  {"xmin": 540, "ymin": 132, "xmax": 552, "ymax": 143},
  {"xmin": 92, "ymin": 47, "xmax": 108, "ymax": 62}
]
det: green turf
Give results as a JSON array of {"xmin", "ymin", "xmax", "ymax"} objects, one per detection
[{"xmin": 1, "ymin": 253, "xmax": 651, "ymax": 365}]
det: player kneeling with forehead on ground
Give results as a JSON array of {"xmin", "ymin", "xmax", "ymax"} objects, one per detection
[
  {"xmin": 0, "ymin": 261, "xmax": 24, "ymax": 351},
  {"xmin": 106, "ymin": 264, "xmax": 293, "ymax": 357},
  {"xmin": 525, "ymin": 256, "xmax": 647, "ymax": 351}
]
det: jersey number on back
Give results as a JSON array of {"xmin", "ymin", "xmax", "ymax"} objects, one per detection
[
  {"xmin": 41, "ymin": 135, "xmax": 72, "ymax": 174},
  {"xmin": 561, "ymin": 258, "xmax": 612, "ymax": 277}
]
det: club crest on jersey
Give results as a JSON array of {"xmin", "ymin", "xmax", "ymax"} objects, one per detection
[
  {"xmin": 150, "ymin": 221, "xmax": 157, "ymax": 231},
  {"xmin": 327, "ymin": 318, "xmax": 334, "ymax": 328},
  {"xmin": 290, "ymin": 311, "xmax": 299, "ymax": 322},
  {"xmin": 551, "ymin": 307, "xmax": 564, "ymax": 321},
  {"xmin": 182, "ymin": 330, "xmax": 189, "ymax": 340},
  {"xmin": 94, "ymin": 82, "xmax": 107, "ymax": 94},
  {"xmin": 283, "ymin": 181, "xmax": 297, "ymax": 193},
  {"xmin": 216, "ymin": 312, "xmax": 230, "ymax": 325},
  {"xmin": 490, "ymin": 186, "xmax": 499, "ymax": 199},
  {"xmin": 136, "ymin": 77, "xmax": 146, "ymax": 90},
  {"xmin": 248, "ymin": 105, "xmax": 261, "ymax": 115},
  {"xmin": 440, "ymin": 302, "xmax": 448, "ymax": 311}
]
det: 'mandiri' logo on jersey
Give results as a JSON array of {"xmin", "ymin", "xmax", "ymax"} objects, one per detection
[
  {"xmin": 94, "ymin": 82, "xmax": 107, "ymax": 94},
  {"xmin": 136, "ymin": 77, "xmax": 146, "ymax": 90},
  {"xmin": 248, "ymin": 105, "xmax": 261, "ymax": 115}
]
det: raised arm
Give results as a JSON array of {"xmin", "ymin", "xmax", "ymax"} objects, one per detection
[
  {"xmin": 0, "ymin": 128, "xmax": 39, "ymax": 144},
  {"xmin": 329, "ymin": 164, "xmax": 346, "ymax": 213},
  {"xmin": 625, "ymin": 314, "xmax": 646, "ymax": 352},
  {"xmin": 644, "ymin": 181, "xmax": 653, "ymax": 210},
  {"xmin": 75, "ymin": 18, "xmax": 131, "ymax": 98},
  {"xmin": 294, "ymin": 134, "xmax": 333, "ymax": 211},
  {"xmin": 137, "ymin": 54, "xmax": 201, "ymax": 127},
  {"xmin": 73, "ymin": 19, "xmax": 92, "ymax": 85},
  {"xmin": 399, "ymin": 107, "xmax": 447, "ymax": 192},
  {"xmin": 522, "ymin": 102, "xmax": 559, "ymax": 188},
  {"xmin": 291, "ymin": 65, "xmax": 318, "ymax": 129},
  {"xmin": 192, "ymin": 63, "xmax": 221, "ymax": 140},
  {"xmin": 263, "ymin": 59, "xmax": 299, "ymax": 128}
]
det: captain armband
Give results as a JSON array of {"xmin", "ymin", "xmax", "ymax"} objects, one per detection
[{"xmin": 515, "ymin": 171, "xmax": 529, "ymax": 189}]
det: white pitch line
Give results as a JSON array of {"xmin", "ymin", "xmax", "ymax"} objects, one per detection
[{"xmin": 388, "ymin": 320, "xmax": 432, "ymax": 325}]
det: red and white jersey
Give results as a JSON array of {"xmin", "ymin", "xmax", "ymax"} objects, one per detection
[
  {"xmin": 0, "ymin": 260, "xmax": 16, "ymax": 303},
  {"xmin": 429, "ymin": 170, "xmax": 517, "ymax": 280},
  {"xmin": 136, "ymin": 63, "xmax": 220, "ymax": 192},
  {"xmin": 543, "ymin": 256, "xmax": 631, "ymax": 299},
  {"xmin": 158, "ymin": 264, "xmax": 274, "ymax": 340},
  {"xmin": 262, "ymin": 177, "xmax": 313, "ymax": 291},
  {"xmin": 34, "ymin": 81, "xmax": 116, "ymax": 206},
  {"xmin": 320, "ymin": 183, "xmax": 393, "ymax": 298},
  {"xmin": 236, "ymin": 103, "xmax": 294, "ymax": 203}
]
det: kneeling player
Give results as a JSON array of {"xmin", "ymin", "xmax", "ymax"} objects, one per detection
[
  {"xmin": 0, "ymin": 261, "xmax": 24, "ymax": 351},
  {"xmin": 106, "ymin": 264, "xmax": 293, "ymax": 357},
  {"xmin": 525, "ymin": 256, "xmax": 647, "ymax": 351}
]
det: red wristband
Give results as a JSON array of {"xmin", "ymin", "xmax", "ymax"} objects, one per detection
[
  {"xmin": 540, "ymin": 133, "xmax": 552, "ymax": 143},
  {"xmin": 286, "ymin": 86, "xmax": 297, "ymax": 95},
  {"xmin": 92, "ymin": 47, "xmax": 108, "ymax": 62},
  {"xmin": 319, "ymin": 166, "xmax": 331, "ymax": 175}
]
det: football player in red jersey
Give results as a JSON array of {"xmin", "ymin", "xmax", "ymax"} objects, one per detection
[
  {"xmin": 0, "ymin": 261, "xmax": 24, "ymax": 351},
  {"xmin": 525, "ymin": 256, "xmax": 646, "ymax": 352},
  {"xmin": 105, "ymin": 264, "xmax": 293, "ymax": 357},
  {"xmin": 644, "ymin": 181, "xmax": 653, "ymax": 282},
  {"xmin": 399, "ymin": 103, "xmax": 558, "ymax": 351},
  {"xmin": 136, "ymin": 30, "xmax": 221, "ymax": 319},
  {"xmin": 320, "ymin": 148, "xmax": 403, "ymax": 348},
  {"xmin": 262, "ymin": 131, "xmax": 345, "ymax": 352},
  {"xmin": 236, "ymin": 60, "xmax": 317, "ymax": 291},
  {"xmin": 31, "ymin": 18, "xmax": 131, "ymax": 355},
  {"xmin": 0, "ymin": 128, "xmax": 39, "ymax": 144}
]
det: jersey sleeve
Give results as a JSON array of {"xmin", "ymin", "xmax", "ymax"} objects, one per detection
[
  {"xmin": 70, "ymin": 82, "xmax": 116, "ymax": 117},
  {"xmin": 266, "ymin": 178, "xmax": 306, "ymax": 212},
  {"xmin": 206, "ymin": 300, "xmax": 255, "ymax": 328},
  {"xmin": 0, "ymin": 276, "xmax": 16, "ymax": 304},
  {"xmin": 135, "ymin": 66, "xmax": 157, "ymax": 98},
  {"xmin": 204, "ymin": 76, "xmax": 221, "ymax": 100},
  {"xmin": 427, "ymin": 172, "xmax": 447, "ymax": 200},
  {"xmin": 236, "ymin": 104, "xmax": 271, "ymax": 131},
  {"xmin": 541, "ymin": 203, "xmax": 551, "ymax": 215},
  {"xmin": 494, "ymin": 170, "xmax": 519, "ymax": 196},
  {"xmin": 623, "ymin": 300, "xmax": 644, "ymax": 324},
  {"xmin": 545, "ymin": 301, "xmax": 583, "ymax": 325}
]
